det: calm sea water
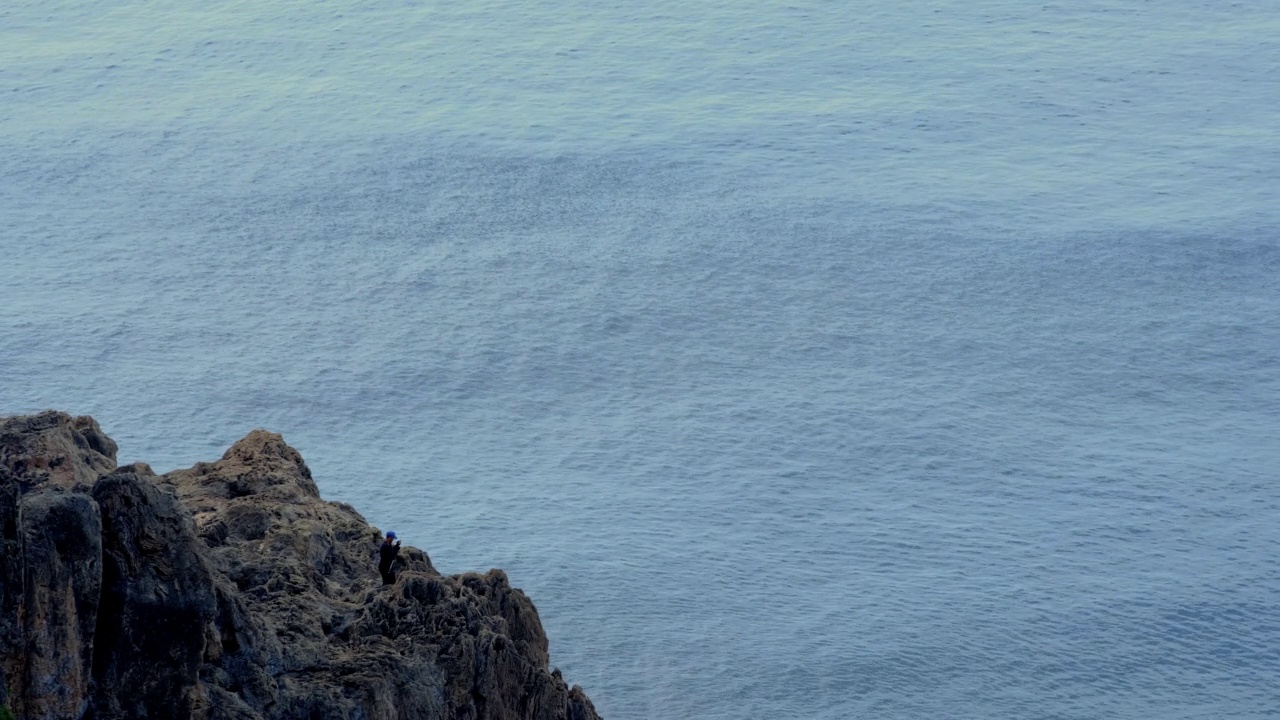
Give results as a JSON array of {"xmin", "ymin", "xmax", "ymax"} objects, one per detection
[{"xmin": 3, "ymin": 2, "xmax": 1279, "ymax": 718}]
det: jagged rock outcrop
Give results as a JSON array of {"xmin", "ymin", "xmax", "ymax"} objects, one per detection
[
  {"xmin": 92, "ymin": 468, "xmax": 219, "ymax": 720},
  {"xmin": 0, "ymin": 411, "xmax": 600, "ymax": 720},
  {"xmin": 13, "ymin": 491, "xmax": 100, "ymax": 720},
  {"xmin": 0, "ymin": 412, "xmax": 116, "ymax": 491}
]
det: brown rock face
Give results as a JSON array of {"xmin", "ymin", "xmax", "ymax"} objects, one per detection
[
  {"xmin": 0, "ymin": 412, "xmax": 601, "ymax": 720},
  {"xmin": 1, "ymin": 411, "xmax": 115, "ymax": 720},
  {"xmin": 15, "ymin": 491, "xmax": 101, "ymax": 720},
  {"xmin": 0, "ymin": 411, "xmax": 116, "ymax": 491}
]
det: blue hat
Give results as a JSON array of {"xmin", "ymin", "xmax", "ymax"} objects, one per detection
[{"xmin": 386, "ymin": 531, "xmax": 397, "ymax": 539}]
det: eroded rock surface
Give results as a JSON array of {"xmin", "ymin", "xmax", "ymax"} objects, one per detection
[{"xmin": 0, "ymin": 412, "xmax": 600, "ymax": 720}]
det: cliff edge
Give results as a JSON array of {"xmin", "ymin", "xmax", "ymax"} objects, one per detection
[{"xmin": 0, "ymin": 411, "xmax": 600, "ymax": 720}]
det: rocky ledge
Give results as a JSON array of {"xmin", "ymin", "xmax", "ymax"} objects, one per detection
[{"xmin": 0, "ymin": 411, "xmax": 600, "ymax": 720}]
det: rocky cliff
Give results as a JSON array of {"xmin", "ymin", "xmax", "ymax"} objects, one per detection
[{"xmin": 0, "ymin": 411, "xmax": 600, "ymax": 720}]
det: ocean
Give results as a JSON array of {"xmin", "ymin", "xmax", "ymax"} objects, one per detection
[{"xmin": 2, "ymin": 1, "xmax": 1278, "ymax": 717}]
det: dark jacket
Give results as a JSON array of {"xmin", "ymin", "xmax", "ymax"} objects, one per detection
[{"xmin": 379, "ymin": 540, "xmax": 400, "ymax": 572}]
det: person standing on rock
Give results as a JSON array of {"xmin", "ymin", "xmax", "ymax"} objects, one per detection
[{"xmin": 379, "ymin": 531, "xmax": 401, "ymax": 585}]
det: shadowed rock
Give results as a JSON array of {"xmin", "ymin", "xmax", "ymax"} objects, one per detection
[
  {"xmin": 0, "ymin": 412, "xmax": 601, "ymax": 720},
  {"xmin": 15, "ymin": 490, "xmax": 101, "ymax": 720},
  {"xmin": 91, "ymin": 468, "xmax": 218, "ymax": 720}
]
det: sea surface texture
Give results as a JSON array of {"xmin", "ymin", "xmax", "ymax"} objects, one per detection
[{"xmin": 3, "ymin": 2, "xmax": 1279, "ymax": 718}]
